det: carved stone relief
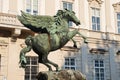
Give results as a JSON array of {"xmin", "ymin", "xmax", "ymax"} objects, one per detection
[
  {"xmin": 88, "ymin": 0, "xmax": 103, "ymax": 8},
  {"xmin": 113, "ymin": 2, "xmax": 120, "ymax": 12}
]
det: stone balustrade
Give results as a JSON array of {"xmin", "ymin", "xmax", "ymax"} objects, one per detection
[{"xmin": 0, "ymin": 13, "xmax": 22, "ymax": 26}]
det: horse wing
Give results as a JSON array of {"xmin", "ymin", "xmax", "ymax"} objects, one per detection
[{"xmin": 18, "ymin": 11, "xmax": 55, "ymax": 33}]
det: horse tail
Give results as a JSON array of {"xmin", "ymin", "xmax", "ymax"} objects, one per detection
[
  {"xmin": 20, "ymin": 35, "xmax": 33, "ymax": 55},
  {"xmin": 19, "ymin": 35, "xmax": 33, "ymax": 68},
  {"xmin": 25, "ymin": 35, "xmax": 33, "ymax": 46}
]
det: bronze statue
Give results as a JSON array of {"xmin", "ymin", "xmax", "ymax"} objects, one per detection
[{"xmin": 18, "ymin": 9, "xmax": 87, "ymax": 71}]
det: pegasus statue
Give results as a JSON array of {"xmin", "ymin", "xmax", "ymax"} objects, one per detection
[{"xmin": 18, "ymin": 9, "xmax": 87, "ymax": 71}]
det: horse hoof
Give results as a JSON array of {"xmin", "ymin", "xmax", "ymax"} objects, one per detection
[{"xmin": 56, "ymin": 67, "xmax": 60, "ymax": 72}]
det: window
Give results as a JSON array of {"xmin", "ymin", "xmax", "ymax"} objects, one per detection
[
  {"xmin": 63, "ymin": 2, "xmax": 72, "ymax": 10},
  {"xmin": 94, "ymin": 60, "xmax": 105, "ymax": 80},
  {"xmin": 26, "ymin": 0, "xmax": 38, "ymax": 15},
  {"xmin": 64, "ymin": 57, "xmax": 76, "ymax": 70},
  {"xmin": 92, "ymin": 8, "xmax": 100, "ymax": 31},
  {"xmin": 117, "ymin": 62, "xmax": 120, "ymax": 77},
  {"xmin": 117, "ymin": 13, "xmax": 120, "ymax": 33},
  {"xmin": 63, "ymin": 1, "xmax": 73, "ymax": 26},
  {"xmin": 25, "ymin": 56, "xmax": 38, "ymax": 80}
]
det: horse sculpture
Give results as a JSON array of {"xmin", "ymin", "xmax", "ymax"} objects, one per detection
[{"xmin": 18, "ymin": 9, "xmax": 87, "ymax": 71}]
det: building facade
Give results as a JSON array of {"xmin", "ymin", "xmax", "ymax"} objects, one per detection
[{"xmin": 0, "ymin": 0, "xmax": 120, "ymax": 80}]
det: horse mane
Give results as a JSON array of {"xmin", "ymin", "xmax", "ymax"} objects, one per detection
[
  {"xmin": 54, "ymin": 16, "xmax": 62, "ymax": 25},
  {"xmin": 54, "ymin": 9, "xmax": 68, "ymax": 25},
  {"xmin": 54, "ymin": 9, "xmax": 71, "ymax": 26},
  {"xmin": 33, "ymin": 11, "xmax": 64, "ymax": 26},
  {"xmin": 35, "ymin": 9, "xmax": 66, "ymax": 26}
]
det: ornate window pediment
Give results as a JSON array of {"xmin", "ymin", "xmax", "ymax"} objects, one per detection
[
  {"xmin": 88, "ymin": 0, "xmax": 103, "ymax": 31},
  {"xmin": 113, "ymin": 2, "xmax": 120, "ymax": 12},
  {"xmin": 62, "ymin": 0, "xmax": 74, "ymax": 3},
  {"xmin": 88, "ymin": 0, "xmax": 103, "ymax": 4},
  {"xmin": 89, "ymin": 48, "xmax": 108, "ymax": 54},
  {"xmin": 88, "ymin": 0, "xmax": 103, "ymax": 7}
]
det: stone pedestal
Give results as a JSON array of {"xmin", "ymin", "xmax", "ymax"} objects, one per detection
[{"xmin": 37, "ymin": 69, "xmax": 86, "ymax": 80}]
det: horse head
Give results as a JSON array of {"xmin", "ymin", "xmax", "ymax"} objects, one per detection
[{"xmin": 56, "ymin": 9, "xmax": 80, "ymax": 26}]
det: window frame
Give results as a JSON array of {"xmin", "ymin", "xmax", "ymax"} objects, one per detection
[
  {"xmin": 24, "ymin": 56, "xmax": 39, "ymax": 80},
  {"xmin": 117, "ymin": 13, "xmax": 120, "ymax": 33},
  {"xmin": 91, "ymin": 8, "xmax": 101, "ymax": 31},
  {"xmin": 64, "ymin": 57, "xmax": 76, "ymax": 70},
  {"xmin": 63, "ymin": 1, "xmax": 73, "ymax": 11},
  {"xmin": 62, "ymin": 1, "xmax": 73, "ymax": 27},
  {"xmin": 113, "ymin": 2, "xmax": 120, "ymax": 34},
  {"xmin": 118, "ymin": 62, "xmax": 120, "ymax": 78},
  {"xmin": 93, "ymin": 59, "xmax": 105, "ymax": 80},
  {"xmin": 88, "ymin": 0, "xmax": 102, "ymax": 31},
  {"xmin": 25, "ymin": 0, "xmax": 39, "ymax": 15}
]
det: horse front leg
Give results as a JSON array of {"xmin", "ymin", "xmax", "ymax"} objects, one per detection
[
  {"xmin": 77, "ymin": 32, "xmax": 88, "ymax": 44},
  {"xmin": 19, "ymin": 46, "xmax": 32, "ymax": 68},
  {"xmin": 40, "ymin": 53, "xmax": 53, "ymax": 71},
  {"xmin": 47, "ymin": 59, "xmax": 59, "ymax": 71},
  {"xmin": 42, "ymin": 52, "xmax": 59, "ymax": 71}
]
